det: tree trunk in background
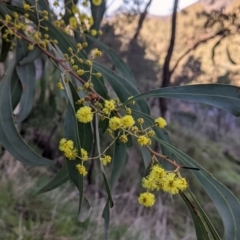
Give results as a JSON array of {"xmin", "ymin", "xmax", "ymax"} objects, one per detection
[
  {"xmin": 159, "ymin": 0, "xmax": 179, "ymax": 118},
  {"xmin": 128, "ymin": 0, "xmax": 153, "ymax": 49},
  {"xmin": 131, "ymin": 0, "xmax": 153, "ymax": 41}
]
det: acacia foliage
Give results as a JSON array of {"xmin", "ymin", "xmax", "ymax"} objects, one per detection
[{"xmin": 0, "ymin": 1, "xmax": 240, "ymax": 239}]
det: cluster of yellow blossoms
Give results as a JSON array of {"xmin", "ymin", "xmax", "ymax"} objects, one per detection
[
  {"xmin": 47, "ymin": 1, "xmax": 187, "ymax": 208},
  {"xmin": 52, "ymin": 0, "xmax": 103, "ymax": 36},
  {"xmin": 59, "ymin": 138, "xmax": 109, "ymax": 176},
  {"xmin": 1, "ymin": 4, "xmax": 59, "ymax": 51},
  {"xmin": 57, "ymin": 46, "xmax": 102, "ymax": 90},
  {"xmin": 59, "ymin": 138, "xmax": 78, "ymax": 160},
  {"xmin": 138, "ymin": 165, "xmax": 188, "ymax": 207},
  {"xmin": 75, "ymin": 98, "xmax": 167, "ymax": 146},
  {"xmin": 58, "ymin": 90, "xmax": 169, "ymax": 178}
]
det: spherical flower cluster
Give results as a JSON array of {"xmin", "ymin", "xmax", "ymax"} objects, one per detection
[
  {"xmin": 76, "ymin": 106, "xmax": 93, "ymax": 123},
  {"xmin": 57, "ymin": 82, "xmax": 64, "ymax": 90},
  {"xmin": 71, "ymin": 5, "xmax": 79, "ymax": 14},
  {"xmin": 69, "ymin": 17, "xmax": 78, "ymax": 29},
  {"xmin": 85, "ymin": 60, "xmax": 92, "ymax": 66},
  {"xmin": 92, "ymin": 0, "xmax": 102, "ymax": 6},
  {"xmin": 96, "ymin": 72, "xmax": 102, "ymax": 78},
  {"xmin": 59, "ymin": 139, "xmax": 89, "ymax": 176},
  {"xmin": 59, "ymin": 138, "xmax": 77, "ymax": 160},
  {"xmin": 139, "ymin": 164, "xmax": 188, "ymax": 207},
  {"xmin": 90, "ymin": 29, "xmax": 97, "ymax": 36},
  {"xmin": 137, "ymin": 135, "xmax": 151, "ymax": 146},
  {"xmin": 121, "ymin": 115, "xmax": 135, "ymax": 129},
  {"xmin": 109, "ymin": 116, "xmax": 121, "ymax": 130},
  {"xmin": 155, "ymin": 117, "xmax": 167, "ymax": 128},
  {"xmin": 81, "ymin": 148, "xmax": 88, "ymax": 161},
  {"xmin": 82, "ymin": 1, "xmax": 88, "ymax": 7},
  {"xmin": 76, "ymin": 164, "xmax": 88, "ymax": 176},
  {"xmin": 94, "ymin": 48, "xmax": 102, "ymax": 57},
  {"xmin": 23, "ymin": 4, "xmax": 31, "ymax": 11},
  {"xmin": 137, "ymin": 118, "xmax": 144, "ymax": 125},
  {"xmin": 125, "ymin": 107, "xmax": 132, "ymax": 115},
  {"xmin": 77, "ymin": 69, "xmax": 85, "ymax": 76},
  {"xmin": 131, "ymin": 126, "xmax": 138, "ymax": 132},
  {"xmin": 108, "ymin": 115, "xmax": 135, "ymax": 130},
  {"xmin": 119, "ymin": 134, "xmax": 128, "ymax": 143},
  {"xmin": 161, "ymin": 173, "xmax": 188, "ymax": 194},
  {"xmin": 138, "ymin": 192, "xmax": 155, "ymax": 207},
  {"xmin": 100, "ymin": 155, "xmax": 112, "ymax": 165},
  {"xmin": 147, "ymin": 130, "xmax": 155, "ymax": 137},
  {"xmin": 103, "ymin": 100, "xmax": 115, "ymax": 115}
]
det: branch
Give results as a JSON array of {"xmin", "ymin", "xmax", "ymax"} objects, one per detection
[
  {"xmin": 15, "ymin": 31, "xmax": 105, "ymax": 101},
  {"xmin": 159, "ymin": 0, "xmax": 178, "ymax": 117},
  {"xmin": 132, "ymin": 0, "xmax": 153, "ymax": 41},
  {"xmin": 170, "ymin": 29, "xmax": 227, "ymax": 75},
  {"xmin": 162, "ymin": 0, "xmax": 179, "ymax": 87}
]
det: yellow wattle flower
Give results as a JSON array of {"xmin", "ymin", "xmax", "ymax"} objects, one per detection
[
  {"xmin": 76, "ymin": 164, "xmax": 88, "ymax": 176},
  {"xmin": 155, "ymin": 117, "xmax": 167, "ymax": 128},
  {"xmin": 121, "ymin": 115, "xmax": 135, "ymax": 129},
  {"xmin": 76, "ymin": 106, "xmax": 93, "ymax": 123},
  {"xmin": 138, "ymin": 192, "xmax": 155, "ymax": 207},
  {"xmin": 109, "ymin": 116, "xmax": 121, "ymax": 130},
  {"xmin": 92, "ymin": 0, "xmax": 102, "ymax": 6},
  {"xmin": 69, "ymin": 16, "xmax": 77, "ymax": 29}
]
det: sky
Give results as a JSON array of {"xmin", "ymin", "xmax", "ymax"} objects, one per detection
[{"xmin": 106, "ymin": 0, "xmax": 198, "ymax": 16}]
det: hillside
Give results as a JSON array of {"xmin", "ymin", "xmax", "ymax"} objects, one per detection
[{"xmin": 100, "ymin": 0, "xmax": 240, "ymax": 91}]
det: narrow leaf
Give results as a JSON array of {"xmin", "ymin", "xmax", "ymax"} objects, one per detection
[
  {"xmin": 180, "ymin": 192, "xmax": 211, "ymax": 240},
  {"xmin": 102, "ymin": 173, "xmax": 114, "ymax": 207},
  {"xmin": 0, "ymin": 58, "xmax": 52, "ymax": 166},
  {"xmin": 187, "ymin": 190, "xmax": 221, "ymax": 240},
  {"xmin": 0, "ymin": 26, "xmax": 11, "ymax": 62},
  {"xmin": 95, "ymin": 115, "xmax": 114, "ymax": 207},
  {"xmin": 64, "ymin": 100, "xmax": 84, "ymax": 213},
  {"xmin": 85, "ymin": 0, "xmax": 106, "ymax": 53},
  {"xmin": 123, "ymin": 84, "xmax": 240, "ymax": 117},
  {"xmin": 15, "ymin": 37, "xmax": 36, "ymax": 122},
  {"xmin": 15, "ymin": 63, "xmax": 36, "ymax": 122},
  {"xmin": 37, "ymin": 165, "xmax": 69, "ymax": 194},
  {"xmin": 69, "ymin": 82, "xmax": 93, "ymax": 152},
  {"xmin": 90, "ymin": 0, "xmax": 105, "ymax": 31},
  {"xmin": 110, "ymin": 139, "xmax": 128, "ymax": 191},
  {"xmin": 64, "ymin": 81, "xmax": 91, "ymax": 220},
  {"xmin": 78, "ymin": 196, "xmax": 91, "ymax": 222},
  {"xmin": 86, "ymin": 34, "xmax": 136, "ymax": 86},
  {"xmin": 93, "ymin": 62, "xmax": 150, "ymax": 115},
  {"xmin": 19, "ymin": 47, "xmax": 42, "ymax": 65},
  {"xmin": 102, "ymin": 200, "xmax": 110, "ymax": 240},
  {"xmin": 11, "ymin": 70, "xmax": 22, "ymax": 109},
  {"xmin": 140, "ymin": 146, "xmax": 151, "ymax": 170}
]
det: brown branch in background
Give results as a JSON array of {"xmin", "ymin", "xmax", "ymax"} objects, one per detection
[
  {"xmin": 132, "ymin": 0, "xmax": 153, "ymax": 41},
  {"xmin": 171, "ymin": 29, "xmax": 227, "ymax": 74},
  {"xmin": 159, "ymin": 0, "xmax": 179, "ymax": 118}
]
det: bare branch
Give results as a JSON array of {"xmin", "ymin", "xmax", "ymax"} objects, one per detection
[
  {"xmin": 132, "ymin": 0, "xmax": 153, "ymax": 41},
  {"xmin": 159, "ymin": 0, "xmax": 179, "ymax": 117},
  {"xmin": 171, "ymin": 29, "xmax": 227, "ymax": 74}
]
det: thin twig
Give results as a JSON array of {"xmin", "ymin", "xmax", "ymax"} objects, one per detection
[{"xmin": 146, "ymin": 145, "xmax": 180, "ymax": 169}]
